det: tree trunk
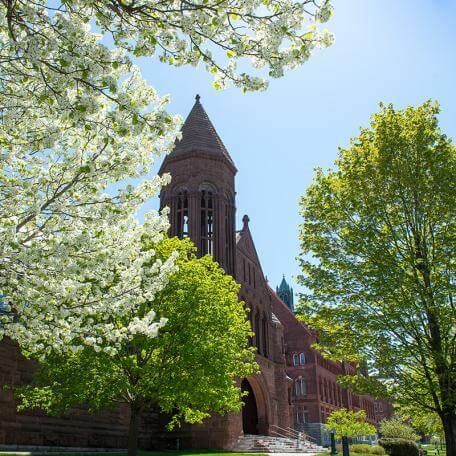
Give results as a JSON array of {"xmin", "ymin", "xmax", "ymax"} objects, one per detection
[
  {"xmin": 128, "ymin": 403, "xmax": 141, "ymax": 456},
  {"xmin": 442, "ymin": 413, "xmax": 456, "ymax": 456}
]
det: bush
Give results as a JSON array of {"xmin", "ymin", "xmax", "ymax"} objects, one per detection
[
  {"xmin": 380, "ymin": 417, "xmax": 419, "ymax": 441},
  {"xmin": 372, "ymin": 446, "xmax": 388, "ymax": 455},
  {"xmin": 379, "ymin": 438, "xmax": 420, "ymax": 456},
  {"xmin": 351, "ymin": 443, "xmax": 386, "ymax": 454}
]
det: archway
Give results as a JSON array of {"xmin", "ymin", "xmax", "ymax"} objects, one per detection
[{"xmin": 241, "ymin": 379, "xmax": 259, "ymax": 435}]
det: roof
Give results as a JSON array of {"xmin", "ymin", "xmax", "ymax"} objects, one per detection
[{"xmin": 160, "ymin": 95, "xmax": 236, "ymax": 171}]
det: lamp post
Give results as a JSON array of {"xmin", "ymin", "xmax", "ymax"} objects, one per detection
[
  {"xmin": 330, "ymin": 431, "xmax": 337, "ymax": 455},
  {"xmin": 342, "ymin": 436, "xmax": 350, "ymax": 456}
]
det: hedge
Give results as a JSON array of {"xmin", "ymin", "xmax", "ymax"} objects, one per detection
[{"xmin": 378, "ymin": 438, "xmax": 420, "ymax": 456}]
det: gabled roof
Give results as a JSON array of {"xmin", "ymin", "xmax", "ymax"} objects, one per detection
[
  {"xmin": 236, "ymin": 215, "xmax": 264, "ymax": 273},
  {"xmin": 160, "ymin": 95, "xmax": 236, "ymax": 172}
]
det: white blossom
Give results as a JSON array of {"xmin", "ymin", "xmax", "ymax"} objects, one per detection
[{"xmin": 0, "ymin": 0, "xmax": 333, "ymax": 357}]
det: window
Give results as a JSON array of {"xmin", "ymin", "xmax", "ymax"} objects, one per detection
[
  {"xmin": 254, "ymin": 312, "xmax": 261, "ymax": 352},
  {"xmin": 176, "ymin": 191, "xmax": 189, "ymax": 238},
  {"xmin": 299, "ymin": 352, "xmax": 305, "ymax": 365},
  {"xmin": 200, "ymin": 188, "xmax": 214, "ymax": 256},
  {"xmin": 296, "ymin": 408, "xmax": 307, "ymax": 424},
  {"xmin": 262, "ymin": 317, "xmax": 268, "ymax": 357},
  {"xmin": 293, "ymin": 353, "xmax": 299, "ymax": 366},
  {"xmin": 295, "ymin": 407, "xmax": 308, "ymax": 424},
  {"xmin": 294, "ymin": 378, "xmax": 306, "ymax": 396},
  {"xmin": 243, "ymin": 258, "xmax": 246, "ymax": 282},
  {"xmin": 224, "ymin": 195, "xmax": 235, "ymax": 273}
]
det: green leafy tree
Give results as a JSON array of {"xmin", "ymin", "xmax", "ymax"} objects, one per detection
[
  {"xmin": 17, "ymin": 237, "xmax": 256, "ymax": 456},
  {"xmin": 325, "ymin": 408, "xmax": 376, "ymax": 440},
  {"xmin": 379, "ymin": 417, "xmax": 419, "ymax": 442},
  {"xmin": 397, "ymin": 405, "xmax": 444, "ymax": 441},
  {"xmin": 298, "ymin": 101, "xmax": 456, "ymax": 454}
]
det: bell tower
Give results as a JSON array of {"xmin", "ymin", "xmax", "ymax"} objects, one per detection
[{"xmin": 159, "ymin": 95, "xmax": 237, "ymax": 276}]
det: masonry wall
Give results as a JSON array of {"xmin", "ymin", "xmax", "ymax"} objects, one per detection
[
  {"xmin": 0, "ymin": 337, "xmax": 169, "ymax": 450},
  {"xmin": 271, "ymin": 291, "xmax": 392, "ymax": 445}
]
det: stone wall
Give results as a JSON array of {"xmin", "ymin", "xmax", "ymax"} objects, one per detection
[{"xmin": 0, "ymin": 337, "xmax": 162, "ymax": 450}]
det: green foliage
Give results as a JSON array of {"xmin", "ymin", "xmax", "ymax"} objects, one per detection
[
  {"xmin": 297, "ymin": 100, "xmax": 456, "ymax": 451},
  {"xmin": 351, "ymin": 444, "xmax": 386, "ymax": 455},
  {"xmin": 380, "ymin": 417, "xmax": 419, "ymax": 442},
  {"xmin": 396, "ymin": 406, "xmax": 443, "ymax": 439},
  {"xmin": 17, "ymin": 236, "xmax": 256, "ymax": 428},
  {"xmin": 378, "ymin": 438, "xmax": 420, "ymax": 456},
  {"xmin": 325, "ymin": 408, "xmax": 376, "ymax": 439}
]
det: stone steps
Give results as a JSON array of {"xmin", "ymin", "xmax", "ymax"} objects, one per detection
[{"xmin": 233, "ymin": 434, "xmax": 326, "ymax": 453}]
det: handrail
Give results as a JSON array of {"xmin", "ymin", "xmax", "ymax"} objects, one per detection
[
  {"xmin": 270, "ymin": 424, "xmax": 300, "ymax": 439},
  {"xmin": 269, "ymin": 428, "xmax": 296, "ymax": 441},
  {"xmin": 269, "ymin": 424, "xmax": 317, "ymax": 444}
]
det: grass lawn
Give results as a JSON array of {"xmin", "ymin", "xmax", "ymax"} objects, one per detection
[
  {"xmin": 322, "ymin": 444, "xmax": 447, "ymax": 456},
  {"xmin": 422, "ymin": 444, "xmax": 447, "ymax": 456}
]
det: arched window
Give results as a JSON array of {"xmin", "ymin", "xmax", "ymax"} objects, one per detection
[
  {"xmin": 293, "ymin": 353, "xmax": 299, "ymax": 366},
  {"xmin": 176, "ymin": 190, "xmax": 189, "ymax": 238},
  {"xmin": 299, "ymin": 352, "xmax": 305, "ymax": 365},
  {"xmin": 294, "ymin": 377, "xmax": 306, "ymax": 396},
  {"xmin": 200, "ymin": 186, "xmax": 214, "ymax": 256},
  {"xmin": 224, "ymin": 192, "xmax": 235, "ymax": 273}
]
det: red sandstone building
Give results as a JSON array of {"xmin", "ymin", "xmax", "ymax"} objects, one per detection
[{"xmin": 0, "ymin": 96, "xmax": 391, "ymax": 450}]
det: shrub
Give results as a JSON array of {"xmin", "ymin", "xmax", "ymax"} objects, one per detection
[
  {"xmin": 380, "ymin": 417, "xmax": 419, "ymax": 441},
  {"xmin": 378, "ymin": 438, "xmax": 420, "ymax": 456},
  {"xmin": 351, "ymin": 443, "xmax": 386, "ymax": 454},
  {"xmin": 351, "ymin": 444, "xmax": 372, "ymax": 453},
  {"xmin": 371, "ymin": 446, "xmax": 388, "ymax": 455}
]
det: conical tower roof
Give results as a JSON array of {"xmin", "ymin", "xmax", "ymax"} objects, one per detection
[
  {"xmin": 160, "ymin": 95, "xmax": 236, "ymax": 173},
  {"xmin": 278, "ymin": 275, "xmax": 290, "ymax": 293}
]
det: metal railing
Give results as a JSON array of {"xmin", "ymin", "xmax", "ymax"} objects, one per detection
[{"xmin": 269, "ymin": 424, "xmax": 317, "ymax": 448}]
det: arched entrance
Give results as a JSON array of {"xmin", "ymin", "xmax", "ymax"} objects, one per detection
[{"xmin": 241, "ymin": 379, "xmax": 259, "ymax": 435}]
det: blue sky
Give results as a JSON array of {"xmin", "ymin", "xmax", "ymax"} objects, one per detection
[{"xmin": 136, "ymin": 0, "xmax": 456, "ymax": 295}]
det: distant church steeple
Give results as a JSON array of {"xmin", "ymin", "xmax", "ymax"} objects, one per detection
[
  {"xmin": 276, "ymin": 275, "xmax": 294, "ymax": 311},
  {"xmin": 159, "ymin": 96, "xmax": 237, "ymax": 275}
]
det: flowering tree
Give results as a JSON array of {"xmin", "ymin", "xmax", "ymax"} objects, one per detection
[
  {"xmin": 1, "ymin": 0, "xmax": 333, "ymax": 351},
  {"xmin": 16, "ymin": 237, "xmax": 256, "ymax": 456},
  {"xmin": 0, "ymin": 6, "xmax": 181, "ymax": 354}
]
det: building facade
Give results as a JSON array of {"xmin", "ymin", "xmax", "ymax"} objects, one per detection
[{"xmin": 0, "ymin": 96, "xmax": 391, "ymax": 450}]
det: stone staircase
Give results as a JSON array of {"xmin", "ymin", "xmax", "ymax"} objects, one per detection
[{"xmin": 233, "ymin": 434, "xmax": 327, "ymax": 453}]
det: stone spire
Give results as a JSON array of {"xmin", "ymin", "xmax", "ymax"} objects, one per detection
[
  {"xmin": 158, "ymin": 96, "xmax": 237, "ymax": 276},
  {"xmin": 276, "ymin": 275, "xmax": 294, "ymax": 311},
  {"xmin": 160, "ymin": 95, "xmax": 236, "ymax": 173}
]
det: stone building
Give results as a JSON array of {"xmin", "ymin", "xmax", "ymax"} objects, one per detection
[{"xmin": 0, "ymin": 96, "xmax": 391, "ymax": 451}]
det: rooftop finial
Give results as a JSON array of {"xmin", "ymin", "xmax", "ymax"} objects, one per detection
[
  {"xmin": 195, "ymin": 94, "xmax": 201, "ymax": 102},
  {"xmin": 242, "ymin": 214, "xmax": 250, "ymax": 230}
]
